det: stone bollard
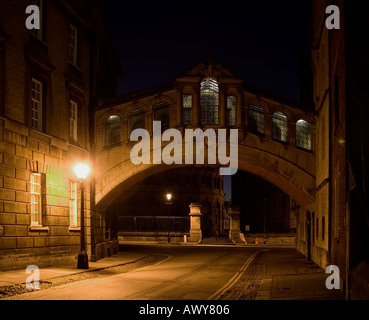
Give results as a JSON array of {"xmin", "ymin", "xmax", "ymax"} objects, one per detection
[
  {"xmin": 189, "ymin": 203, "xmax": 202, "ymax": 243},
  {"xmin": 229, "ymin": 207, "xmax": 242, "ymax": 243}
]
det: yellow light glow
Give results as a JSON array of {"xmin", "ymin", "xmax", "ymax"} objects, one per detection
[
  {"xmin": 73, "ymin": 162, "xmax": 90, "ymax": 180},
  {"xmin": 166, "ymin": 193, "xmax": 172, "ymax": 201}
]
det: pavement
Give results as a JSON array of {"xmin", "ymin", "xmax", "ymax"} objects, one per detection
[
  {"xmin": 0, "ymin": 251, "xmax": 147, "ymax": 288},
  {"xmin": 0, "ymin": 241, "xmax": 345, "ymax": 300}
]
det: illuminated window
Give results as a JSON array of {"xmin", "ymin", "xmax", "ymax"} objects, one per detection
[
  {"xmin": 296, "ymin": 119, "xmax": 311, "ymax": 151},
  {"xmin": 200, "ymin": 78, "xmax": 219, "ymax": 125},
  {"xmin": 183, "ymin": 94, "xmax": 192, "ymax": 126},
  {"xmin": 69, "ymin": 24, "xmax": 78, "ymax": 66},
  {"xmin": 105, "ymin": 115, "xmax": 121, "ymax": 146},
  {"xmin": 69, "ymin": 100, "xmax": 78, "ymax": 143},
  {"xmin": 129, "ymin": 108, "xmax": 145, "ymax": 134},
  {"xmin": 227, "ymin": 96, "xmax": 236, "ymax": 127},
  {"xmin": 69, "ymin": 181, "xmax": 78, "ymax": 228},
  {"xmin": 272, "ymin": 112, "xmax": 288, "ymax": 142},
  {"xmin": 248, "ymin": 105, "xmax": 264, "ymax": 135},
  {"xmin": 154, "ymin": 102, "xmax": 170, "ymax": 132},
  {"xmin": 31, "ymin": 78, "xmax": 43, "ymax": 131},
  {"xmin": 30, "ymin": 173, "xmax": 42, "ymax": 226}
]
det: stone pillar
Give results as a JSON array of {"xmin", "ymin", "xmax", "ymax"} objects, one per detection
[
  {"xmin": 192, "ymin": 86, "xmax": 200, "ymax": 127},
  {"xmin": 189, "ymin": 203, "xmax": 202, "ymax": 243},
  {"xmin": 146, "ymin": 111, "xmax": 153, "ymax": 135},
  {"xmin": 229, "ymin": 207, "xmax": 242, "ymax": 243},
  {"xmin": 289, "ymin": 121, "xmax": 296, "ymax": 147},
  {"xmin": 122, "ymin": 118, "xmax": 129, "ymax": 144},
  {"xmin": 236, "ymin": 88, "xmax": 243, "ymax": 128},
  {"xmin": 176, "ymin": 87, "xmax": 183, "ymax": 128},
  {"xmin": 264, "ymin": 113, "xmax": 272, "ymax": 139},
  {"xmin": 219, "ymin": 86, "xmax": 226, "ymax": 127}
]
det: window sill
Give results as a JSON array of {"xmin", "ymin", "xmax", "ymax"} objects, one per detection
[
  {"xmin": 104, "ymin": 142, "xmax": 122, "ymax": 150},
  {"xmin": 67, "ymin": 63, "xmax": 83, "ymax": 80},
  {"xmin": 29, "ymin": 33, "xmax": 48, "ymax": 53},
  {"xmin": 29, "ymin": 225, "xmax": 49, "ymax": 232},
  {"xmin": 69, "ymin": 226, "xmax": 81, "ymax": 232}
]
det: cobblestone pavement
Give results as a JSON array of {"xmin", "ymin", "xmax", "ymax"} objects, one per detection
[
  {"xmin": 217, "ymin": 249, "xmax": 344, "ymax": 300},
  {"xmin": 218, "ymin": 250, "xmax": 266, "ymax": 300}
]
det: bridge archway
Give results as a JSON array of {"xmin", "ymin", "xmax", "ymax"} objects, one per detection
[{"xmin": 95, "ymin": 142, "xmax": 315, "ymax": 211}]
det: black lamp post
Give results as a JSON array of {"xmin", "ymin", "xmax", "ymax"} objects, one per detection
[
  {"xmin": 166, "ymin": 193, "xmax": 172, "ymax": 243},
  {"xmin": 74, "ymin": 162, "xmax": 90, "ymax": 269},
  {"xmin": 263, "ymin": 197, "xmax": 267, "ymax": 245}
]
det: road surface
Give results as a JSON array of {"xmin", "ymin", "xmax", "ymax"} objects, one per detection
[{"xmin": 5, "ymin": 244, "xmax": 268, "ymax": 300}]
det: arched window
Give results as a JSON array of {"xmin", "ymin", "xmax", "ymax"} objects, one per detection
[
  {"xmin": 105, "ymin": 115, "xmax": 121, "ymax": 146},
  {"xmin": 248, "ymin": 104, "xmax": 264, "ymax": 135},
  {"xmin": 129, "ymin": 108, "xmax": 145, "ymax": 134},
  {"xmin": 296, "ymin": 119, "xmax": 312, "ymax": 150},
  {"xmin": 154, "ymin": 102, "xmax": 170, "ymax": 132},
  {"xmin": 272, "ymin": 112, "xmax": 288, "ymax": 142},
  {"xmin": 227, "ymin": 96, "xmax": 236, "ymax": 127},
  {"xmin": 200, "ymin": 78, "xmax": 219, "ymax": 125}
]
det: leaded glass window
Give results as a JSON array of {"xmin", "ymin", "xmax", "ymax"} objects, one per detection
[
  {"xmin": 272, "ymin": 112, "xmax": 288, "ymax": 142},
  {"xmin": 31, "ymin": 78, "xmax": 43, "ymax": 131},
  {"xmin": 69, "ymin": 181, "xmax": 78, "ymax": 228},
  {"xmin": 227, "ymin": 96, "xmax": 236, "ymax": 127},
  {"xmin": 248, "ymin": 104, "xmax": 264, "ymax": 134},
  {"xmin": 296, "ymin": 119, "xmax": 312, "ymax": 150},
  {"xmin": 200, "ymin": 78, "xmax": 219, "ymax": 125},
  {"xmin": 105, "ymin": 115, "xmax": 121, "ymax": 146},
  {"xmin": 154, "ymin": 102, "xmax": 170, "ymax": 132},
  {"xmin": 30, "ymin": 173, "xmax": 42, "ymax": 226},
  {"xmin": 183, "ymin": 94, "xmax": 192, "ymax": 126},
  {"xmin": 129, "ymin": 108, "xmax": 145, "ymax": 134},
  {"xmin": 69, "ymin": 100, "xmax": 78, "ymax": 143},
  {"xmin": 69, "ymin": 24, "xmax": 78, "ymax": 66}
]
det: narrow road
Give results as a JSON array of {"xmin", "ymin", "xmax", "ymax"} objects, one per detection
[
  {"xmin": 6, "ymin": 245, "xmax": 265, "ymax": 300},
  {"xmin": 5, "ymin": 244, "xmax": 343, "ymax": 301}
]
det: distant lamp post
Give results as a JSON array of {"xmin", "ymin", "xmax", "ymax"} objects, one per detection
[
  {"xmin": 166, "ymin": 193, "xmax": 172, "ymax": 202},
  {"xmin": 166, "ymin": 193, "xmax": 172, "ymax": 243},
  {"xmin": 73, "ymin": 162, "xmax": 91, "ymax": 269}
]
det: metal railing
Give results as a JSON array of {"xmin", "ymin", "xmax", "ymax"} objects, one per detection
[{"xmin": 118, "ymin": 216, "xmax": 190, "ymax": 233}]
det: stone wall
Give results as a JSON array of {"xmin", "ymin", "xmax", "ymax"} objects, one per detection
[{"xmin": 0, "ymin": 117, "xmax": 90, "ymax": 270}]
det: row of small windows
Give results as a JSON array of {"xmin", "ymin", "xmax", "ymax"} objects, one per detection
[
  {"xmin": 183, "ymin": 78, "xmax": 236, "ymax": 126},
  {"xmin": 104, "ymin": 77, "xmax": 311, "ymax": 151},
  {"xmin": 248, "ymin": 106, "xmax": 312, "ymax": 150},
  {"xmin": 105, "ymin": 102, "xmax": 171, "ymax": 146},
  {"xmin": 31, "ymin": 78, "xmax": 79, "ymax": 144},
  {"xmin": 105, "ymin": 108, "xmax": 312, "ymax": 151},
  {"xmin": 31, "ymin": 0, "xmax": 79, "ymax": 68}
]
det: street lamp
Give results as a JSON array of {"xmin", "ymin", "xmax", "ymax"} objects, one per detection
[
  {"xmin": 73, "ymin": 162, "xmax": 91, "ymax": 269},
  {"xmin": 166, "ymin": 193, "xmax": 172, "ymax": 243}
]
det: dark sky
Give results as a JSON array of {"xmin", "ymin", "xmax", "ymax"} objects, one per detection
[{"xmin": 98, "ymin": 0, "xmax": 312, "ymax": 98}]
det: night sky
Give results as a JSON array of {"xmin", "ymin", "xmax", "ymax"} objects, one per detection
[{"xmin": 98, "ymin": 0, "xmax": 312, "ymax": 98}]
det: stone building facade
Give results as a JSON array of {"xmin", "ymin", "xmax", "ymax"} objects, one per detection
[
  {"xmin": 303, "ymin": 0, "xmax": 369, "ymax": 299},
  {"xmin": 0, "ymin": 0, "xmax": 122, "ymax": 270}
]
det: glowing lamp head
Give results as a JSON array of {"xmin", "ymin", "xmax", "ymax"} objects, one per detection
[
  {"xmin": 166, "ymin": 193, "xmax": 172, "ymax": 201},
  {"xmin": 73, "ymin": 162, "xmax": 90, "ymax": 180}
]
